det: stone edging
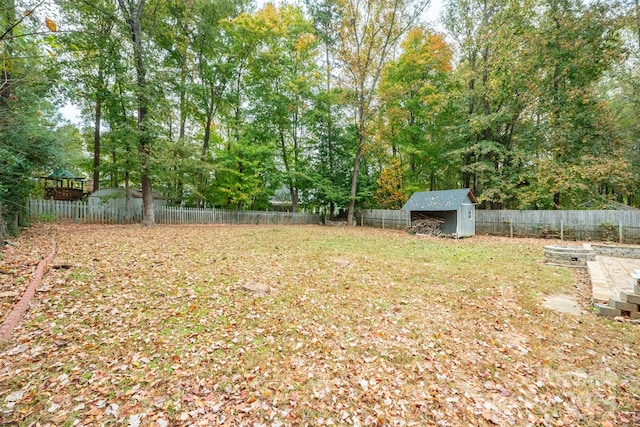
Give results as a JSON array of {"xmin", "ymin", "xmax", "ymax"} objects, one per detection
[
  {"xmin": 543, "ymin": 245, "xmax": 595, "ymax": 268},
  {"xmin": 591, "ymin": 244, "xmax": 640, "ymax": 259},
  {"xmin": 0, "ymin": 235, "xmax": 57, "ymax": 341}
]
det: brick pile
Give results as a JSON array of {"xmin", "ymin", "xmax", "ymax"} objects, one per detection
[
  {"xmin": 595, "ymin": 270, "xmax": 640, "ymax": 319},
  {"xmin": 0, "ymin": 236, "xmax": 57, "ymax": 341}
]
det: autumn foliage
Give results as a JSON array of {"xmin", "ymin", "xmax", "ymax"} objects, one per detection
[{"xmin": 374, "ymin": 159, "xmax": 408, "ymax": 209}]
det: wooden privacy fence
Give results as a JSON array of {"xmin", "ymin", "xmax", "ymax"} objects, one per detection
[
  {"xmin": 356, "ymin": 208, "xmax": 640, "ymax": 243},
  {"xmin": 28, "ymin": 199, "xmax": 322, "ymax": 226},
  {"xmin": 26, "ymin": 200, "xmax": 640, "ymax": 242},
  {"xmin": 475, "ymin": 210, "xmax": 640, "ymax": 243},
  {"xmin": 356, "ymin": 209, "xmax": 411, "ymax": 230}
]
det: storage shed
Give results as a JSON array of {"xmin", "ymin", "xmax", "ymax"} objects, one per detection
[
  {"xmin": 402, "ymin": 189, "xmax": 477, "ymax": 237},
  {"xmin": 88, "ymin": 188, "xmax": 166, "ymax": 217}
]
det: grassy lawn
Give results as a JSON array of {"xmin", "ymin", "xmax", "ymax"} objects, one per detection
[{"xmin": 1, "ymin": 224, "xmax": 639, "ymax": 426}]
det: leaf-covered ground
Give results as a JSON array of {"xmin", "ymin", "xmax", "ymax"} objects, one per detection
[
  {"xmin": 1, "ymin": 224, "xmax": 639, "ymax": 426},
  {"xmin": 0, "ymin": 225, "xmax": 56, "ymax": 323}
]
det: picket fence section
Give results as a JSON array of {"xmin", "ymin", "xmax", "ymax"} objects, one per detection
[
  {"xmin": 28, "ymin": 199, "xmax": 142, "ymax": 224},
  {"xmin": 27, "ymin": 199, "xmax": 322, "ymax": 226}
]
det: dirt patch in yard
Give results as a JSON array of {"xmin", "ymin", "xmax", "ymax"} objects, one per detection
[{"xmin": 543, "ymin": 294, "xmax": 581, "ymax": 315}]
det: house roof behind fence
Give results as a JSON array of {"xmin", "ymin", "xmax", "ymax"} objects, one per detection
[{"xmin": 402, "ymin": 189, "xmax": 477, "ymax": 212}]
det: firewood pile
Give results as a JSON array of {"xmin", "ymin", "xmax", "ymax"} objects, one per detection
[{"xmin": 409, "ymin": 215, "xmax": 445, "ymax": 236}]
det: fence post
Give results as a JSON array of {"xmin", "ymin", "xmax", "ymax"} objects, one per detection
[
  {"xmin": 382, "ymin": 210, "xmax": 385, "ymax": 229},
  {"xmin": 619, "ymin": 221, "xmax": 623, "ymax": 244},
  {"xmin": 560, "ymin": 220, "xmax": 564, "ymax": 241},
  {"xmin": 509, "ymin": 221, "xmax": 513, "ymax": 238}
]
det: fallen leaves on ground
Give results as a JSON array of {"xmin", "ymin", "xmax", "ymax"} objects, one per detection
[
  {"xmin": 1, "ymin": 224, "xmax": 639, "ymax": 426},
  {"xmin": 0, "ymin": 224, "xmax": 56, "ymax": 324}
]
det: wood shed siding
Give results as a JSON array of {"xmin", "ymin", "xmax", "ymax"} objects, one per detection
[
  {"xmin": 402, "ymin": 189, "xmax": 477, "ymax": 237},
  {"xmin": 459, "ymin": 204, "xmax": 475, "ymax": 237}
]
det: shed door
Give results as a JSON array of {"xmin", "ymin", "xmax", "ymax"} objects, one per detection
[{"xmin": 458, "ymin": 204, "xmax": 475, "ymax": 237}]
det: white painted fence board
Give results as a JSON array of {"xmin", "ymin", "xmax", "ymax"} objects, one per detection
[{"xmin": 28, "ymin": 199, "xmax": 321, "ymax": 226}]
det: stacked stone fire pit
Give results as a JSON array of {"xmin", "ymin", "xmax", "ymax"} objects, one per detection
[{"xmin": 543, "ymin": 245, "xmax": 595, "ymax": 268}]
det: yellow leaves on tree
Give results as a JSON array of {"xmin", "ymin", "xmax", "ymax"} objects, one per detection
[
  {"xmin": 399, "ymin": 28, "xmax": 452, "ymax": 74},
  {"xmin": 45, "ymin": 18, "xmax": 57, "ymax": 33},
  {"xmin": 294, "ymin": 32, "xmax": 317, "ymax": 55},
  {"xmin": 375, "ymin": 159, "xmax": 407, "ymax": 209},
  {"xmin": 231, "ymin": 4, "xmax": 314, "ymax": 46}
]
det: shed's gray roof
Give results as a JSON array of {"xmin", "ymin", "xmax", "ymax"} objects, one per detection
[
  {"xmin": 402, "ymin": 189, "xmax": 477, "ymax": 212},
  {"xmin": 89, "ymin": 187, "xmax": 164, "ymax": 200}
]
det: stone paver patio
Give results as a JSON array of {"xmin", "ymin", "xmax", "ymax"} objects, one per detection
[{"xmin": 588, "ymin": 255, "xmax": 640, "ymax": 303}]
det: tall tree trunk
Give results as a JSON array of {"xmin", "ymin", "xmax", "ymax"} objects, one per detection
[
  {"xmin": 347, "ymin": 141, "xmax": 363, "ymax": 226},
  {"xmin": 337, "ymin": 0, "xmax": 425, "ymax": 225},
  {"xmin": 120, "ymin": 0, "xmax": 154, "ymax": 226},
  {"xmin": 175, "ymin": 60, "xmax": 188, "ymax": 206},
  {"xmin": 278, "ymin": 124, "xmax": 297, "ymax": 213},
  {"xmin": 462, "ymin": 47, "xmax": 477, "ymax": 190},
  {"xmin": 550, "ymin": 6, "xmax": 562, "ymax": 212},
  {"xmin": 636, "ymin": 0, "xmax": 640, "ymax": 50},
  {"xmin": 0, "ymin": 0, "xmax": 15, "ymax": 110},
  {"xmin": 347, "ymin": 99, "xmax": 365, "ymax": 226},
  {"xmin": 197, "ymin": 87, "xmax": 216, "ymax": 209},
  {"xmin": 233, "ymin": 62, "xmax": 245, "ymax": 145},
  {"xmin": 111, "ymin": 149, "xmax": 117, "ymax": 187},
  {"xmin": 291, "ymin": 108, "xmax": 301, "ymax": 213},
  {"xmin": 93, "ymin": 67, "xmax": 103, "ymax": 192},
  {"xmin": 179, "ymin": 63, "xmax": 187, "ymax": 141},
  {"xmin": 324, "ymin": 42, "xmax": 335, "ymax": 215},
  {"xmin": 553, "ymin": 192, "xmax": 560, "ymax": 210},
  {"xmin": 291, "ymin": 188, "xmax": 299, "ymax": 212},
  {"xmin": 125, "ymin": 174, "xmax": 130, "ymax": 220}
]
